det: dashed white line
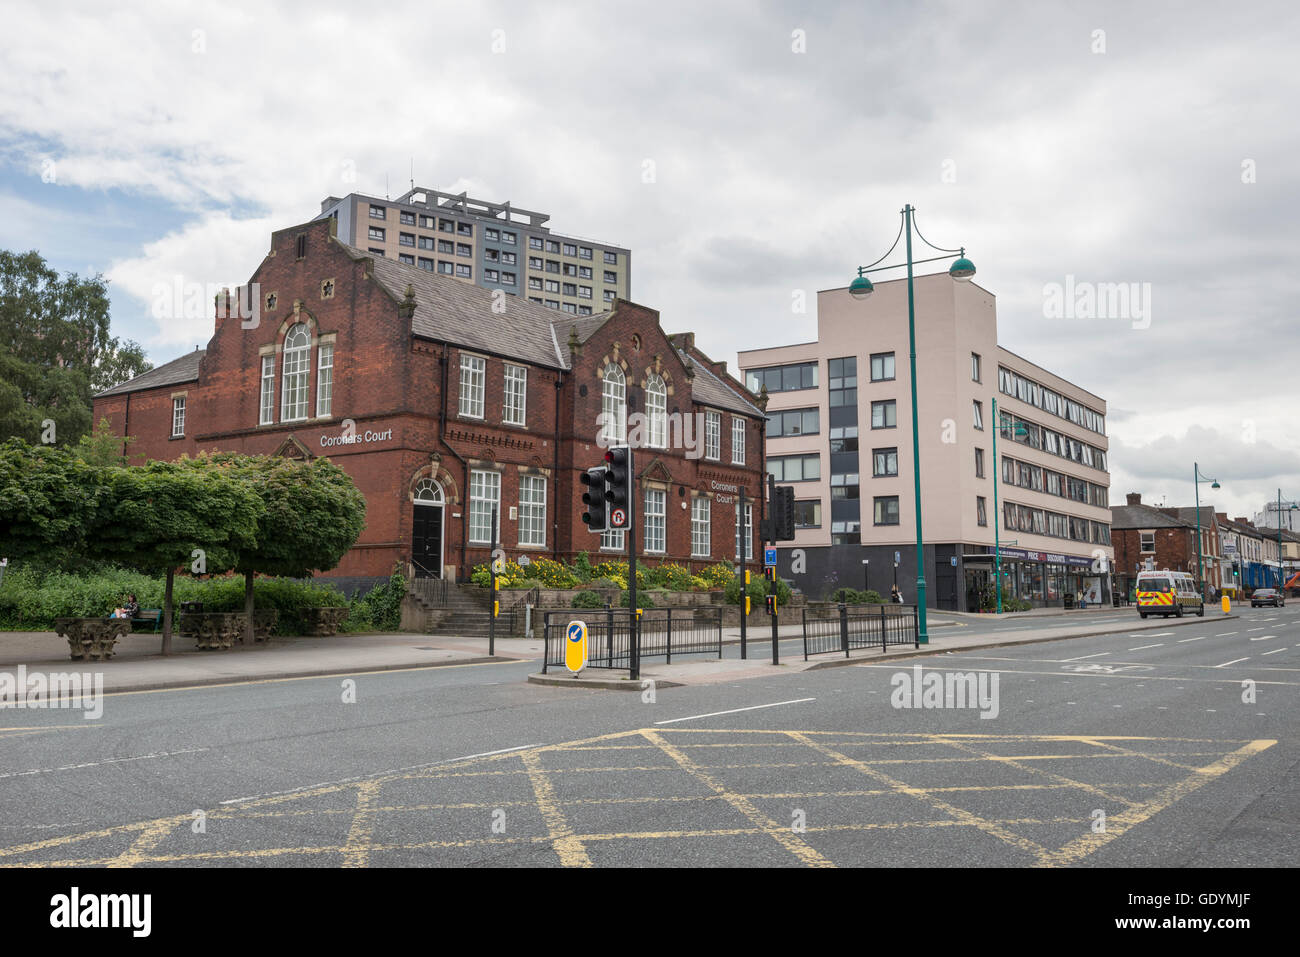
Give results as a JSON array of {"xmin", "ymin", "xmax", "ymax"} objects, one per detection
[
  {"xmin": 654, "ymin": 697, "xmax": 816, "ymax": 726},
  {"xmin": 1248, "ymin": 627, "xmax": 1267, "ymax": 632},
  {"xmin": 1215, "ymin": 632, "xmax": 1238, "ymax": 637},
  {"xmin": 1214, "ymin": 658, "xmax": 1251, "ymax": 668},
  {"xmin": 1061, "ymin": 652, "xmax": 1112, "ymax": 662},
  {"xmin": 1250, "ymin": 635, "xmax": 1277, "ymax": 642},
  {"xmin": 1128, "ymin": 643, "xmax": 1164, "ymax": 651},
  {"xmin": 1261, "ymin": 648, "xmax": 1286, "ymax": 656},
  {"xmin": 1178, "ymin": 636, "xmax": 1208, "ymax": 643},
  {"xmin": 0, "ymin": 748, "xmax": 209, "ymax": 781}
]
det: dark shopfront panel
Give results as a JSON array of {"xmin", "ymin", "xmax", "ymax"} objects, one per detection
[{"xmin": 961, "ymin": 547, "xmax": 1111, "ymax": 611}]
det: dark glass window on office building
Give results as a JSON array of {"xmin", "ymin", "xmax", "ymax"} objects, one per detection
[
  {"xmin": 767, "ymin": 407, "xmax": 819, "ymax": 438},
  {"xmin": 745, "ymin": 361, "xmax": 818, "ymax": 394},
  {"xmin": 874, "ymin": 496, "xmax": 900, "ymax": 526},
  {"xmin": 828, "ymin": 357, "xmax": 860, "ymax": 543}
]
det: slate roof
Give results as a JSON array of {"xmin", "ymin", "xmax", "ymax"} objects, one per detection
[
  {"xmin": 95, "ymin": 349, "xmax": 205, "ymax": 398},
  {"xmin": 1109, "ymin": 503, "xmax": 1193, "ymax": 530},
  {"xmin": 676, "ymin": 349, "xmax": 765, "ymax": 417},
  {"xmin": 348, "ymin": 243, "xmax": 579, "ymax": 369}
]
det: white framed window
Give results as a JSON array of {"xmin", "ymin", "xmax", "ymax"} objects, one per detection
[
  {"xmin": 691, "ymin": 497, "xmax": 711, "ymax": 558},
  {"xmin": 518, "ymin": 475, "xmax": 546, "ymax": 547},
  {"xmin": 704, "ymin": 410, "xmax": 721, "ymax": 460},
  {"xmin": 281, "ymin": 323, "xmax": 311, "ymax": 421},
  {"xmin": 601, "ymin": 363, "xmax": 626, "ymax": 445},
  {"xmin": 735, "ymin": 503, "xmax": 754, "ymax": 562},
  {"xmin": 469, "ymin": 470, "xmax": 500, "ymax": 545},
  {"xmin": 971, "ymin": 352, "xmax": 982, "ymax": 382},
  {"xmin": 503, "ymin": 364, "xmax": 527, "ymax": 426},
  {"xmin": 731, "ymin": 417, "xmax": 746, "ymax": 465},
  {"xmin": 646, "ymin": 374, "xmax": 667, "ymax": 447},
  {"xmin": 644, "ymin": 488, "xmax": 666, "ymax": 554},
  {"xmin": 259, "ymin": 356, "xmax": 275, "ymax": 425},
  {"xmin": 316, "ymin": 343, "xmax": 334, "ymax": 418},
  {"xmin": 973, "ymin": 400, "xmax": 984, "ymax": 430},
  {"xmin": 459, "ymin": 354, "xmax": 485, "ymax": 418},
  {"xmin": 600, "ymin": 527, "xmax": 625, "ymax": 551},
  {"xmin": 171, "ymin": 396, "xmax": 186, "ymax": 437}
]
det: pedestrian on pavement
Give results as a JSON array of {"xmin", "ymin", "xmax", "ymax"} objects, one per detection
[{"xmin": 891, "ymin": 585, "xmax": 903, "ymax": 604}]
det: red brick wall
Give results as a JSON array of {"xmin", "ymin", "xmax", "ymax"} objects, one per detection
[{"xmin": 92, "ymin": 220, "xmax": 766, "ymax": 580}]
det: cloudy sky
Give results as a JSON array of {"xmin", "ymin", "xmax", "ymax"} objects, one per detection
[{"xmin": 1, "ymin": 0, "xmax": 1296, "ymax": 521}]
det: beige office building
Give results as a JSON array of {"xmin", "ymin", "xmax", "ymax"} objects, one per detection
[
  {"xmin": 738, "ymin": 274, "xmax": 1112, "ymax": 611},
  {"xmin": 317, "ymin": 188, "xmax": 630, "ymax": 317}
]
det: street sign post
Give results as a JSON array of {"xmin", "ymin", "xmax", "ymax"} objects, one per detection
[
  {"xmin": 565, "ymin": 620, "xmax": 588, "ymax": 675},
  {"xmin": 764, "ymin": 547, "xmax": 777, "ymax": 567}
]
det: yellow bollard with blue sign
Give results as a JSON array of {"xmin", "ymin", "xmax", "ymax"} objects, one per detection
[{"xmin": 565, "ymin": 620, "xmax": 588, "ymax": 676}]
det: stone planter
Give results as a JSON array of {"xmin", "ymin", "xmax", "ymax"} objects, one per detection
[
  {"xmin": 54, "ymin": 618, "xmax": 130, "ymax": 661},
  {"xmin": 179, "ymin": 611, "xmax": 243, "ymax": 650},
  {"xmin": 301, "ymin": 606, "xmax": 348, "ymax": 637},
  {"xmin": 236, "ymin": 609, "xmax": 280, "ymax": 643}
]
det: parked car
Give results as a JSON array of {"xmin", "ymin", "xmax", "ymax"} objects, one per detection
[{"xmin": 1250, "ymin": 588, "xmax": 1285, "ymax": 608}]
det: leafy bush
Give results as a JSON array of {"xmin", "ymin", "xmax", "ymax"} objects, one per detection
[
  {"xmin": 344, "ymin": 569, "xmax": 406, "ymax": 632},
  {"xmin": 700, "ymin": 562, "xmax": 735, "ymax": 588},
  {"xmin": 571, "ymin": 551, "xmax": 594, "ymax": 584},
  {"xmin": 0, "ymin": 562, "xmax": 346, "ymax": 635},
  {"xmin": 619, "ymin": 589, "xmax": 654, "ymax": 608},
  {"xmin": 645, "ymin": 562, "xmax": 692, "ymax": 590},
  {"xmin": 527, "ymin": 557, "xmax": 579, "ymax": 588},
  {"xmin": 570, "ymin": 590, "xmax": 606, "ymax": 609},
  {"xmin": 828, "ymin": 587, "xmax": 885, "ymax": 604},
  {"xmin": 688, "ymin": 575, "xmax": 709, "ymax": 591},
  {"xmin": 723, "ymin": 575, "xmax": 791, "ymax": 606},
  {"xmin": 469, "ymin": 561, "xmax": 529, "ymax": 588}
]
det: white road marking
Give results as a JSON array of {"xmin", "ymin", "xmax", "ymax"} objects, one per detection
[
  {"xmin": 654, "ymin": 697, "xmax": 816, "ymax": 726},
  {"xmin": 1248, "ymin": 627, "xmax": 1266, "ymax": 631},
  {"xmin": 1178, "ymin": 636, "xmax": 1208, "ymax": 643},
  {"xmin": 1215, "ymin": 632, "xmax": 1238, "ymax": 637},
  {"xmin": 1261, "ymin": 649, "xmax": 1286, "ymax": 656},
  {"xmin": 1128, "ymin": 643, "xmax": 1164, "ymax": 651},
  {"xmin": 0, "ymin": 748, "xmax": 209, "ymax": 781},
  {"xmin": 1060, "ymin": 652, "xmax": 1112, "ymax": 662},
  {"xmin": 1214, "ymin": 658, "xmax": 1251, "ymax": 668},
  {"xmin": 1144, "ymin": 632, "xmax": 1175, "ymax": 637},
  {"xmin": 1250, "ymin": 635, "xmax": 1276, "ymax": 641},
  {"xmin": 218, "ymin": 743, "xmax": 545, "ymax": 805}
]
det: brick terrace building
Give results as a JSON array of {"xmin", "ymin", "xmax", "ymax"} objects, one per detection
[
  {"xmin": 93, "ymin": 217, "xmax": 764, "ymax": 586},
  {"xmin": 1110, "ymin": 493, "xmax": 1223, "ymax": 600}
]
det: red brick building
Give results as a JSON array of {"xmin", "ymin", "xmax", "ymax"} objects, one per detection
[
  {"xmin": 1110, "ymin": 493, "xmax": 1223, "ymax": 599},
  {"xmin": 94, "ymin": 217, "xmax": 766, "ymax": 584}
]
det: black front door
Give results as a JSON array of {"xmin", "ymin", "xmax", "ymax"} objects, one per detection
[{"xmin": 412, "ymin": 504, "xmax": 443, "ymax": 578}]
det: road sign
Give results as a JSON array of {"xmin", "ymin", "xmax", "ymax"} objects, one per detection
[
  {"xmin": 764, "ymin": 547, "xmax": 777, "ymax": 567},
  {"xmin": 950, "ymin": 556, "xmax": 958, "ymax": 567},
  {"xmin": 565, "ymin": 620, "xmax": 588, "ymax": 674},
  {"xmin": 610, "ymin": 507, "xmax": 627, "ymax": 527},
  {"xmin": 895, "ymin": 550, "xmax": 901, "ymax": 563}
]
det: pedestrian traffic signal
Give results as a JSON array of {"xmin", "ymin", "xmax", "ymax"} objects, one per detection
[
  {"xmin": 770, "ymin": 484, "xmax": 795, "ymax": 541},
  {"xmin": 604, "ymin": 446, "xmax": 630, "ymax": 528},
  {"xmin": 765, "ymin": 593, "xmax": 777, "ymax": 616},
  {"xmin": 580, "ymin": 466, "xmax": 608, "ymax": 532}
]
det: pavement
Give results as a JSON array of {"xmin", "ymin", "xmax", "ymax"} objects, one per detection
[{"xmin": 0, "ymin": 602, "xmax": 1237, "ymax": 694}]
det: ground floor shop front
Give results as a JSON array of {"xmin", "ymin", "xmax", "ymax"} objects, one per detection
[{"xmin": 960, "ymin": 546, "xmax": 1111, "ymax": 612}]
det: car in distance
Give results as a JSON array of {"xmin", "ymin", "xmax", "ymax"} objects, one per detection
[{"xmin": 1250, "ymin": 588, "xmax": 1285, "ymax": 608}]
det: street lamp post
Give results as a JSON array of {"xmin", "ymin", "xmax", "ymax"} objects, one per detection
[
  {"xmin": 1275, "ymin": 490, "xmax": 1298, "ymax": 589},
  {"xmin": 850, "ymin": 205, "xmax": 974, "ymax": 644},
  {"xmin": 1192, "ymin": 462, "xmax": 1220, "ymax": 601}
]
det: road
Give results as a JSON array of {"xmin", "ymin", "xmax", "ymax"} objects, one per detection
[{"xmin": 0, "ymin": 605, "xmax": 1295, "ymax": 867}]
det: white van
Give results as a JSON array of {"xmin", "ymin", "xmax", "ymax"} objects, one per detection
[{"xmin": 1136, "ymin": 570, "xmax": 1204, "ymax": 618}]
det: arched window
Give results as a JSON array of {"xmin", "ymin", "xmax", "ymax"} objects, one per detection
[
  {"xmin": 281, "ymin": 323, "xmax": 311, "ymax": 421},
  {"xmin": 645, "ymin": 374, "xmax": 666, "ymax": 448},
  {"xmin": 601, "ymin": 363, "xmax": 626, "ymax": 445},
  {"xmin": 414, "ymin": 478, "xmax": 444, "ymax": 505}
]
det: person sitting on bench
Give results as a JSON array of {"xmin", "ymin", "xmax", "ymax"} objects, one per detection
[{"xmin": 111, "ymin": 594, "xmax": 140, "ymax": 620}]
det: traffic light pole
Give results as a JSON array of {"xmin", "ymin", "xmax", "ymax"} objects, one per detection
[{"xmin": 626, "ymin": 448, "xmax": 638, "ymax": 681}]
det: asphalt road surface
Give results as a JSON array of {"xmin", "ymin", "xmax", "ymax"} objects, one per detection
[{"xmin": 1, "ymin": 605, "xmax": 1295, "ymax": 867}]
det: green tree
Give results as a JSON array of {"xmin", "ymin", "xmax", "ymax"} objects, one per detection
[
  {"xmin": 95, "ymin": 461, "xmax": 263, "ymax": 654},
  {"xmin": 0, "ymin": 438, "xmax": 109, "ymax": 561},
  {"xmin": 0, "ymin": 249, "xmax": 151, "ymax": 444},
  {"xmin": 71, "ymin": 417, "xmax": 134, "ymax": 467},
  {"xmin": 182, "ymin": 453, "xmax": 366, "ymax": 642}
]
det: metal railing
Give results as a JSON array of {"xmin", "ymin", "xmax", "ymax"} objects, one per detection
[
  {"xmin": 541, "ymin": 606, "xmax": 723, "ymax": 673},
  {"xmin": 802, "ymin": 603, "xmax": 920, "ymax": 659},
  {"xmin": 408, "ymin": 574, "xmax": 449, "ymax": 607}
]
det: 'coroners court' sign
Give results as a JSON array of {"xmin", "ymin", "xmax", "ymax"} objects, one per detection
[
  {"xmin": 709, "ymin": 480, "xmax": 751, "ymax": 505},
  {"xmin": 320, "ymin": 421, "xmax": 394, "ymax": 449}
]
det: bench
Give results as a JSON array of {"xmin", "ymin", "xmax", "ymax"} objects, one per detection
[{"xmin": 130, "ymin": 608, "xmax": 163, "ymax": 633}]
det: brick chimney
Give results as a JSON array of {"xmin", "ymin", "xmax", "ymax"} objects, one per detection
[{"xmin": 1126, "ymin": 492, "xmax": 1142, "ymax": 506}]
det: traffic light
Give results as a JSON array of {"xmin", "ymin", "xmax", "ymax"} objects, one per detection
[
  {"xmin": 765, "ymin": 593, "xmax": 777, "ymax": 616},
  {"xmin": 604, "ymin": 446, "xmax": 630, "ymax": 529},
  {"xmin": 580, "ymin": 466, "xmax": 608, "ymax": 532},
  {"xmin": 770, "ymin": 485, "xmax": 795, "ymax": 541}
]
